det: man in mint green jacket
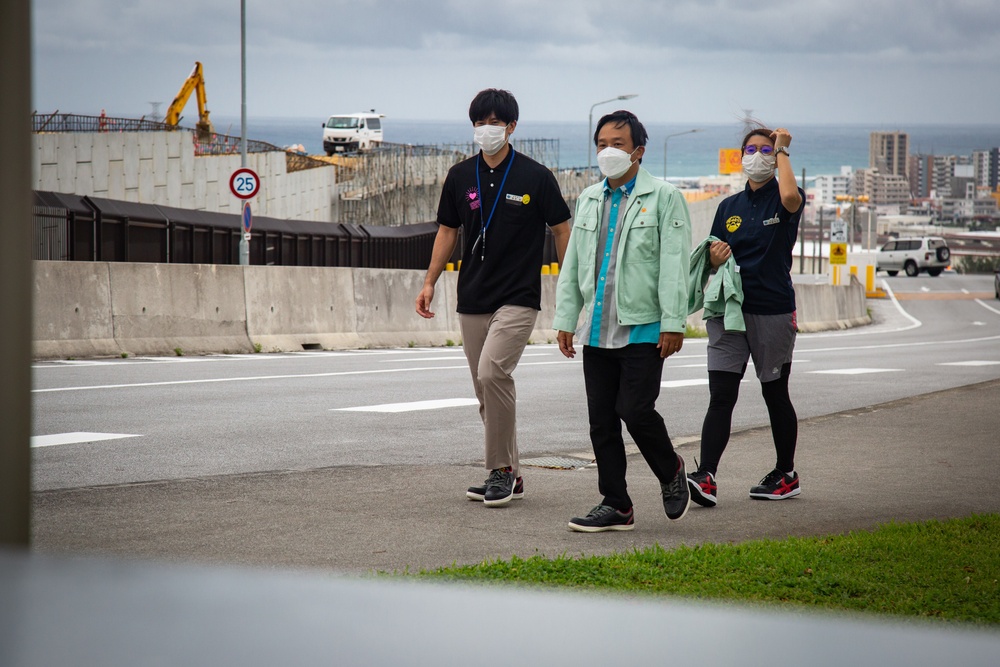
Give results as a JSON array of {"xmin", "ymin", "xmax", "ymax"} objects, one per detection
[{"xmin": 553, "ymin": 110, "xmax": 692, "ymax": 532}]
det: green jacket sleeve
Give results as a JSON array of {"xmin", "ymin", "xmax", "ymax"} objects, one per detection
[
  {"xmin": 689, "ymin": 235, "xmax": 746, "ymax": 332},
  {"xmin": 657, "ymin": 187, "xmax": 692, "ymax": 333},
  {"xmin": 552, "ymin": 200, "xmax": 586, "ymax": 333}
]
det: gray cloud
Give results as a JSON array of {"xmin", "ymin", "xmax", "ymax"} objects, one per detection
[{"xmin": 31, "ymin": 0, "xmax": 1000, "ymax": 123}]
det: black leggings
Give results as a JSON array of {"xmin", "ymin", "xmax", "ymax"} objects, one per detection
[{"xmin": 698, "ymin": 363, "xmax": 797, "ymax": 475}]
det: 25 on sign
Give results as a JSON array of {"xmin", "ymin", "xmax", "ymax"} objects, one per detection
[{"xmin": 230, "ymin": 168, "xmax": 260, "ymax": 199}]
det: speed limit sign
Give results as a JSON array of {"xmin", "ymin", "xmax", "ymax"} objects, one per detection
[{"xmin": 230, "ymin": 168, "xmax": 260, "ymax": 200}]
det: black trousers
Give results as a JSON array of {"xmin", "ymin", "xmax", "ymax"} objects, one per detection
[{"xmin": 583, "ymin": 344, "xmax": 678, "ymax": 511}]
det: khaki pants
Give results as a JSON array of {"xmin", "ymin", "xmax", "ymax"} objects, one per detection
[{"xmin": 459, "ymin": 305, "xmax": 538, "ymax": 478}]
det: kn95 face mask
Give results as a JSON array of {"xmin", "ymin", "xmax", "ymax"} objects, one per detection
[{"xmin": 597, "ymin": 146, "xmax": 637, "ymax": 179}]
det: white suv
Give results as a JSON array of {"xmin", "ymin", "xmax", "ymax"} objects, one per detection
[{"xmin": 876, "ymin": 236, "xmax": 951, "ymax": 277}]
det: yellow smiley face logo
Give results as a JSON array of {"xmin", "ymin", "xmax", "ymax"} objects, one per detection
[
  {"xmin": 522, "ymin": 194, "xmax": 530, "ymax": 205},
  {"xmin": 726, "ymin": 215, "xmax": 742, "ymax": 232}
]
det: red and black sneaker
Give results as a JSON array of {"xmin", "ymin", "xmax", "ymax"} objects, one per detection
[
  {"xmin": 749, "ymin": 469, "xmax": 801, "ymax": 500},
  {"xmin": 687, "ymin": 471, "xmax": 718, "ymax": 507}
]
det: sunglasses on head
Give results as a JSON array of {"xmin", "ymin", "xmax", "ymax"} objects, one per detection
[{"xmin": 743, "ymin": 145, "xmax": 773, "ymax": 155}]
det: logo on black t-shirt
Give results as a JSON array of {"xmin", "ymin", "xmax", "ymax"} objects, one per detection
[
  {"xmin": 726, "ymin": 215, "xmax": 742, "ymax": 232},
  {"xmin": 466, "ymin": 187, "xmax": 481, "ymax": 211}
]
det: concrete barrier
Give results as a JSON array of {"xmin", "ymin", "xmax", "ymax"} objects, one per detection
[
  {"xmin": 244, "ymin": 266, "xmax": 359, "ymax": 352},
  {"xmin": 794, "ymin": 278, "xmax": 870, "ymax": 332},
  {"xmin": 33, "ymin": 261, "xmax": 119, "ymax": 358},
  {"xmin": 108, "ymin": 263, "xmax": 252, "ymax": 356},
  {"xmin": 32, "ymin": 261, "xmax": 870, "ymax": 359}
]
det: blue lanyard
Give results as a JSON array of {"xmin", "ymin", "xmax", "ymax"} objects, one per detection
[{"xmin": 474, "ymin": 148, "xmax": 515, "ymax": 260}]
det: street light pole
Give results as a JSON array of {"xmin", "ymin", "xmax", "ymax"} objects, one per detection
[
  {"xmin": 663, "ymin": 128, "xmax": 702, "ymax": 179},
  {"xmin": 587, "ymin": 94, "xmax": 637, "ymax": 174},
  {"xmin": 238, "ymin": 0, "xmax": 249, "ymax": 266}
]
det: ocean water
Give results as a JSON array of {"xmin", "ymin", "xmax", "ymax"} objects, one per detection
[{"xmin": 211, "ymin": 115, "xmax": 1000, "ymax": 181}]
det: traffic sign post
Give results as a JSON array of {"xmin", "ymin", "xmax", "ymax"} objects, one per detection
[
  {"xmin": 232, "ymin": 169, "xmax": 259, "ymax": 266},
  {"xmin": 239, "ymin": 201, "xmax": 252, "ymax": 266}
]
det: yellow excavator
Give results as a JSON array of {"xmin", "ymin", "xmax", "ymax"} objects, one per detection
[{"xmin": 164, "ymin": 61, "xmax": 215, "ymax": 142}]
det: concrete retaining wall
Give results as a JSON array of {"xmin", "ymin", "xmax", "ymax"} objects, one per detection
[
  {"xmin": 34, "ymin": 133, "xmax": 338, "ymax": 222},
  {"xmin": 33, "ymin": 261, "xmax": 869, "ymax": 359}
]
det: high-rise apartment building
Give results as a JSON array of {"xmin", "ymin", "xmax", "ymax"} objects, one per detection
[
  {"xmin": 852, "ymin": 168, "xmax": 910, "ymax": 205},
  {"xmin": 870, "ymin": 131, "xmax": 909, "ymax": 177}
]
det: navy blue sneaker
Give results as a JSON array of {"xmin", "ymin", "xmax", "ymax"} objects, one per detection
[
  {"xmin": 483, "ymin": 467, "xmax": 518, "ymax": 507},
  {"xmin": 467, "ymin": 474, "xmax": 524, "ymax": 502},
  {"xmin": 661, "ymin": 455, "xmax": 691, "ymax": 520},
  {"xmin": 568, "ymin": 505, "xmax": 635, "ymax": 532}
]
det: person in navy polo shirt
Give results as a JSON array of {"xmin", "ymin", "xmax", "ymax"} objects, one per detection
[
  {"xmin": 416, "ymin": 88, "xmax": 571, "ymax": 508},
  {"xmin": 687, "ymin": 126, "xmax": 805, "ymax": 508}
]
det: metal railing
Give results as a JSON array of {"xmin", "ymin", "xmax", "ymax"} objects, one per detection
[{"xmin": 33, "ymin": 112, "xmax": 328, "ymax": 172}]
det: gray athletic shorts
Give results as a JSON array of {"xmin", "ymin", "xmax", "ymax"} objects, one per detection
[{"xmin": 706, "ymin": 312, "xmax": 797, "ymax": 382}]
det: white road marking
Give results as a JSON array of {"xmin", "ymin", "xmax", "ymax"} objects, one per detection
[
  {"xmin": 809, "ymin": 368, "xmax": 904, "ymax": 375},
  {"xmin": 938, "ymin": 361, "xmax": 1000, "ymax": 367},
  {"xmin": 381, "ymin": 353, "xmax": 550, "ymax": 363},
  {"xmin": 661, "ymin": 379, "xmax": 709, "ymax": 388},
  {"xmin": 976, "ymin": 299, "xmax": 1000, "ymax": 316},
  {"xmin": 334, "ymin": 398, "xmax": 480, "ymax": 413},
  {"xmin": 31, "ymin": 432, "xmax": 141, "ymax": 448}
]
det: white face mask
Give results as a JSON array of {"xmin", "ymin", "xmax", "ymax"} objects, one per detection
[
  {"xmin": 597, "ymin": 146, "xmax": 638, "ymax": 179},
  {"xmin": 742, "ymin": 151, "xmax": 776, "ymax": 183},
  {"xmin": 473, "ymin": 124, "xmax": 508, "ymax": 156}
]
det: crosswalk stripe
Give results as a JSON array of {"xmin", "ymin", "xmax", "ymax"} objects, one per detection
[
  {"xmin": 31, "ymin": 432, "xmax": 141, "ymax": 448},
  {"xmin": 334, "ymin": 398, "xmax": 480, "ymax": 413},
  {"xmin": 938, "ymin": 361, "xmax": 1000, "ymax": 367},
  {"xmin": 809, "ymin": 368, "xmax": 903, "ymax": 375}
]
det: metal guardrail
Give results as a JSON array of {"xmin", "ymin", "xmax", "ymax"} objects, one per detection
[
  {"xmin": 32, "ymin": 112, "xmax": 328, "ymax": 172},
  {"xmin": 32, "ymin": 111, "xmax": 175, "ymax": 134}
]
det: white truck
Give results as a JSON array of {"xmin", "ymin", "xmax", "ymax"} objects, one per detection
[{"xmin": 322, "ymin": 111, "xmax": 385, "ymax": 155}]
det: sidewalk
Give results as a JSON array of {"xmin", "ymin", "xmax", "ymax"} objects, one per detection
[{"xmin": 32, "ymin": 378, "xmax": 1000, "ymax": 574}]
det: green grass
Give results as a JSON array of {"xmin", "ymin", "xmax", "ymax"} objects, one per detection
[
  {"xmin": 685, "ymin": 324, "xmax": 707, "ymax": 338},
  {"xmin": 415, "ymin": 514, "xmax": 1000, "ymax": 625}
]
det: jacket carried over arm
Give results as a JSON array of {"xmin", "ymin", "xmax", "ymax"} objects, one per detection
[
  {"xmin": 688, "ymin": 235, "xmax": 746, "ymax": 332},
  {"xmin": 553, "ymin": 167, "xmax": 691, "ymax": 335}
]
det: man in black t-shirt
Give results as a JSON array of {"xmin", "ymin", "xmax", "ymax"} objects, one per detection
[{"xmin": 416, "ymin": 88, "xmax": 571, "ymax": 507}]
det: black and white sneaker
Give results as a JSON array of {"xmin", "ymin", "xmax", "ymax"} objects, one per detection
[
  {"xmin": 749, "ymin": 469, "xmax": 801, "ymax": 500},
  {"xmin": 687, "ymin": 470, "xmax": 718, "ymax": 508},
  {"xmin": 467, "ymin": 474, "xmax": 524, "ymax": 502},
  {"xmin": 568, "ymin": 505, "xmax": 635, "ymax": 532},
  {"xmin": 660, "ymin": 455, "xmax": 691, "ymax": 521},
  {"xmin": 483, "ymin": 467, "xmax": 518, "ymax": 507}
]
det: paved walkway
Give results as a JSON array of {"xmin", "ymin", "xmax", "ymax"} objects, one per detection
[{"xmin": 32, "ymin": 378, "xmax": 1000, "ymax": 574}]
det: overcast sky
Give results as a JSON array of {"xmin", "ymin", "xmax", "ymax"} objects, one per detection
[{"xmin": 32, "ymin": 0, "xmax": 1000, "ymax": 126}]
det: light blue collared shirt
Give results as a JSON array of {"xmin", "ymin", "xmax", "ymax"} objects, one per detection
[{"xmin": 578, "ymin": 175, "xmax": 659, "ymax": 348}]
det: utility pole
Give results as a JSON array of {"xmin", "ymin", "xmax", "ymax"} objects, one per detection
[{"xmin": 238, "ymin": 0, "xmax": 249, "ymax": 265}]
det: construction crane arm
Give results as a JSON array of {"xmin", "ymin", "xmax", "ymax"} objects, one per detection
[{"xmin": 164, "ymin": 62, "xmax": 214, "ymax": 139}]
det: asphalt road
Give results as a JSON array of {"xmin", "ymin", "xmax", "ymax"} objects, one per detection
[{"xmin": 32, "ymin": 273, "xmax": 1000, "ymax": 492}]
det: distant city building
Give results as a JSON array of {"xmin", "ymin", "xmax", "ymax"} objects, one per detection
[
  {"xmin": 852, "ymin": 168, "xmax": 910, "ymax": 206},
  {"xmin": 972, "ymin": 150, "xmax": 992, "ymax": 188},
  {"xmin": 869, "ymin": 131, "xmax": 909, "ymax": 177},
  {"xmin": 813, "ymin": 166, "xmax": 853, "ymax": 204},
  {"xmin": 908, "ymin": 154, "xmax": 930, "ymax": 198},
  {"xmin": 930, "ymin": 155, "xmax": 960, "ymax": 198},
  {"xmin": 938, "ymin": 196, "xmax": 998, "ymax": 224}
]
